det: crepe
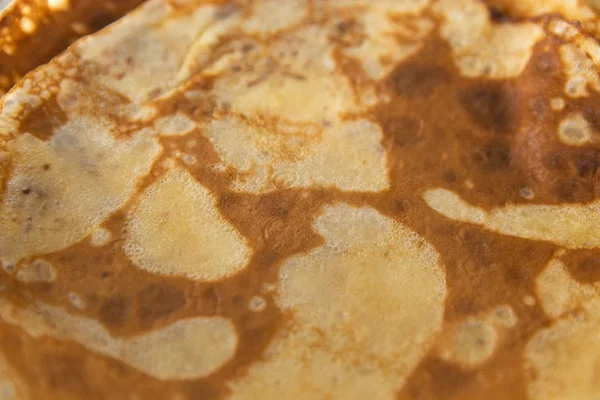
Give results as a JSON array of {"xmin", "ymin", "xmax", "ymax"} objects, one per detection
[
  {"xmin": 0, "ymin": 0, "xmax": 146, "ymax": 96},
  {"xmin": 1, "ymin": 0, "xmax": 600, "ymax": 399}
]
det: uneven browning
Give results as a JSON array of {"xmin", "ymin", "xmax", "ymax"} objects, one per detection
[
  {"xmin": 0, "ymin": 0, "xmax": 147, "ymax": 95},
  {"xmin": 1, "ymin": 0, "xmax": 600, "ymax": 399}
]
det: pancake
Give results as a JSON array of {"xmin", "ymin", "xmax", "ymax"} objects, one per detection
[
  {"xmin": 1, "ymin": 0, "xmax": 600, "ymax": 399},
  {"xmin": 0, "ymin": 0, "xmax": 146, "ymax": 96}
]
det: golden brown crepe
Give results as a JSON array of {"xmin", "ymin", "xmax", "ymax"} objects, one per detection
[
  {"xmin": 0, "ymin": 0, "xmax": 146, "ymax": 95},
  {"xmin": 1, "ymin": 0, "xmax": 600, "ymax": 399}
]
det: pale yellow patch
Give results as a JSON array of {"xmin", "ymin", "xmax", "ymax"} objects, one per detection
[
  {"xmin": 124, "ymin": 168, "xmax": 251, "ymax": 281},
  {"xmin": 0, "ymin": 118, "xmax": 160, "ymax": 266},
  {"xmin": 210, "ymin": 25, "xmax": 357, "ymax": 124},
  {"xmin": 491, "ymin": 305, "xmax": 518, "ymax": 328},
  {"xmin": 0, "ymin": 300, "xmax": 237, "ymax": 380},
  {"xmin": 206, "ymin": 117, "xmax": 388, "ymax": 193},
  {"xmin": 342, "ymin": 11, "xmax": 434, "ymax": 80},
  {"xmin": 176, "ymin": 12, "xmax": 242, "ymax": 80},
  {"xmin": 424, "ymin": 188, "xmax": 600, "ymax": 249},
  {"xmin": 79, "ymin": 2, "xmax": 222, "ymax": 102},
  {"xmin": 526, "ymin": 258, "xmax": 600, "ymax": 400},
  {"xmin": 15, "ymin": 259, "xmax": 56, "ymax": 283},
  {"xmin": 560, "ymin": 43, "xmax": 600, "ymax": 98},
  {"xmin": 437, "ymin": 305, "xmax": 517, "ymax": 368},
  {"xmin": 243, "ymin": 0, "xmax": 307, "ymax": 35},
  {"xmin": 228, "ymin": 204, "xmax": 446, "ymax": 399},
  {"xmin": 438, "ymin": 318, "xmax": 498, "ymax": 367},
  {"xmin": 535, "ymin": 258, "xmax": 598, "ymax": 319},
  {"xmin": 90, "ymin": 228, "xmax": 112, "ymax": 247},
  {"xmin": 433, "ymin": 0, "xmax": 544, "ymax": 78},
  {"xmin": 548, "ymin": 19, "xmax": 579, "ymax": 41},
  {"xmin": 558, "ymin": 113, "xmax": 593, "ymax": 146},
  {"xmin": 155, "ymin": 113, "xmax": 196, "ymax": 136}
]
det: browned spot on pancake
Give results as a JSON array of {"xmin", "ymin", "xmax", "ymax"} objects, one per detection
[
  {"xmin": 97, "ymin": 296, "xmax": 128, "ymax": 328},
  {"xmin": 383, "ymin": 115, "xmax": 423, "ymax": 147},
  {"xmin": 136, "ymin": 283, "xmax": 186, "ymax": 326},
  {"xmin": 17, "ymin": 94, "xmax": 67, "ymax": 141},
  {"xmin": 389, "ymin": 62, "xmax": 452, "ymax": 98},
  {"xmin": 561, "ymin": 249, "xmax": 600, "ymax": 284},
  {"xmin": 458, "ymin": 82, "xmax": 520, "ymax": 134},
  {"xmin": 472, "ymin": 139, "xmax": 512, "ymax": 171}
]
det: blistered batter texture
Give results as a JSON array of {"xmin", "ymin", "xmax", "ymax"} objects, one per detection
[{"xmin": 2, "ymin": 0, "xmax": 600, "ymax": 399}]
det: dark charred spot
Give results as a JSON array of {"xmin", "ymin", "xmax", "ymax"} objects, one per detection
[
  {"xmin": 389, "ymin": 62, "xmax": 451, "ymax": 97},
  {"xmin": 136, "ymin": 283, "xmax": 186, "ymax": 324},
  {"xmin": 42, "ymin": 164, "xmax": 51, "ymax": 171},
  {"xmin": 383, "ymin": 115, "xmax": 423, "ymax": 147},
  {"xmin": 21, "ymin": 188, "xmax": 31, "ymax": 195},
  {"xmin": 472, "ymin": 140, "xmax": 512, "ymax": 171},
  {"xmin": 97, "ymin": 296, "xmax": 128, "ymax": 328},
  {"xmin": 459, "ymin": 82, "xmax": 520, "ymax": 134}
]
